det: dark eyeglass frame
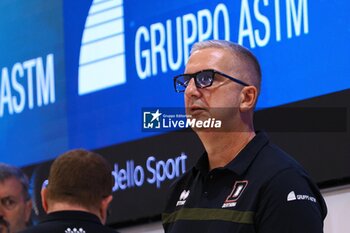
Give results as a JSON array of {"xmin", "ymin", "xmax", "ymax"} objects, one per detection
[{"xmin": 173, "ymin": 69, "xmax": 250, "ymax": 93}]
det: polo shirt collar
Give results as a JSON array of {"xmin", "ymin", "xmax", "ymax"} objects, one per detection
[
  {"xmin": 40, "ymin": 210, "xmax": 102, "ymax": 224},
  {"xmin": 194, "ymin": 131, "xmax": 269, "ymax": 176}
]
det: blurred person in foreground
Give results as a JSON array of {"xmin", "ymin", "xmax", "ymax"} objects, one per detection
[
  {"xmin": 0, "ymin": 163, "xmax": 32, "ymax": 233},
  {"xmin": 20, "ymin": 149, "xmax": 119, "ymax": 233},
  {"xmin": 162, "ymin": 40, "xmax": 327, "ymax": 233}
]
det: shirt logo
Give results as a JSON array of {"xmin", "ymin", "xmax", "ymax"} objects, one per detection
[
  {"xmin": 176, "ymin": 190, "xmax": 190, "ymax": 206},
  {"xmin": 65, "ymin": 228, "xmax": 86, "ymax": 233},
  {"xmin": 287, "ymin": 191, "xmax": 316, "ymax": 203},
  {"xmin": 222, "ymin": 180, "xmax": 248, "ymax": 208}
]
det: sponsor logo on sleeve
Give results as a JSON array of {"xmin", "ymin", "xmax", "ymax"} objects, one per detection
[{"xmin": 287, "ymin": 191, "xmax": 316, "ymax": 203}]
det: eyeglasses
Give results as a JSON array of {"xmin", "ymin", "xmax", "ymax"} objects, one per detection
[
  {"xmin": 173, "ymin": 69, "xmax": 250, "ymax": 93},
  {"xmin": 0, "ymin": 196, "xmax": 19, "ymax": 211}
]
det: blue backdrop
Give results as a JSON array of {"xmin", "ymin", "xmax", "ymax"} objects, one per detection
[{"xmin": 0, "ymin": 0, "xmax": 349, "ymax": 166}]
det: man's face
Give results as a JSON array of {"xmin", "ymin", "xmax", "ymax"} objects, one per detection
[
  {"xmin": 0, "ymin": 177, "xmax": 31, "ymax": 233},
  {"xmin": 184, "ymin": 48, "xmax": 247, "ymax": 129}
]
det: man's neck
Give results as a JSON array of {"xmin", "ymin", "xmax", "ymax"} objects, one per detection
[
  {"xmin": 47, "ymin": 202, "xmax": 100, "ymax": 220},
  {"xmin": 198, "ymin": 131, "xmax": 255, "ymax": 170}
]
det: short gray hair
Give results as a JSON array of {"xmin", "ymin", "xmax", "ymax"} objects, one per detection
[
  {"xmin": 0, "ymin": 163, "xmax": 30, "ymax": 201},
  {"xmin": 190, "ymin": 40, "xmax": 261, "ymax": 93}
]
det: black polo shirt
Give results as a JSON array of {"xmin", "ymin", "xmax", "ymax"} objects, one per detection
[
  {"xmin": 162, "ymin": 131, "xmax": 327, "ymax": 233},
  {"xmin": 20, "ymin": 210, "xmax": 118, "ymax": 233}
]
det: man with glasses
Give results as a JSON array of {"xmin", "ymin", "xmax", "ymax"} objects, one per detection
[
  {"xmin": 0, "ymin": 163, "xmax": 32, "ymax": 233},
  {"xmin": 162, "ymin": 40, "xmax": 327, "ymax": 233}
]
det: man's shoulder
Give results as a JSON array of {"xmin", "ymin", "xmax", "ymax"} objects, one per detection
[
  {"xmin": 254, "ymin": 142, "xmax": 308, "ymax": 177},
  {"xmin": 253, "ymin": 142, "xmax": 326, "ymax": 211},
  {"xmin": 245, "ymin": 140, "xmax": 321, "ymax": 196}
]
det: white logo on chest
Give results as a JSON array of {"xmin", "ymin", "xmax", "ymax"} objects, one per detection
[
  {"xmin": 222, "ymin": 180, "xmax": 248, "ymax": 208},
  {"xmin": 176, "ymin": 190, "xmax": 190, "ymax": 206}
]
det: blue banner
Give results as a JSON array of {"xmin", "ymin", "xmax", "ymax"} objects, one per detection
[
  {"xmin": 1, "ymin": 0, "xmax": 349, "ymax": 166},
  {"xmin": 0, "ymin": 0, "xmax": 67, "ymax": 166}
]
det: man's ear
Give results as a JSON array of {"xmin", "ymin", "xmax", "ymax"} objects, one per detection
[
  {"xmin": 41, "ymin": 188, "xmax": 49, "ymax": 213},
  {"xmin": 240, "ymin": 86, "xmax": 258, "ymax": 112},
  {"xmin": 99, "ymin": 195, "xmax": 113, "ymax": 224}
]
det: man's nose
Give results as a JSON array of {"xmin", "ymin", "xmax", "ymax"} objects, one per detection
[{"xmin": 185, "ymin": 78, "xmax": 201, "ymax": 97}]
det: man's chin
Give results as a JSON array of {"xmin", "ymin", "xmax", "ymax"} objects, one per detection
[{"xmin": 187, "ymin": 110, "xmax": 209, "ymax": 120}]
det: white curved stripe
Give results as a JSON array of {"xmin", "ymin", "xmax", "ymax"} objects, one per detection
[
  {"xmin": 78, "ymin": 56, "xmax": 126, "ymax": 95},
  {"xmin": 93, "ymin": 0, "xmax": 112, "ymax": 4},
  {"xmin": 90, "ymin": 0, "xmax": 122, "ymax": 14},
  {"xmin": 82, "ymin": 18, "xmax": 124, "ymax": 44},
  {"xmin": 78, "ymin": 0, "xmax": 126, "ymax": 95},
  {"xmin": 80, "ymin": 34, "xmax": 124, "ymax": 65},
  {"xmin": 85, "ymin": 6, "xmax": 123, "ymax": 28}
]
